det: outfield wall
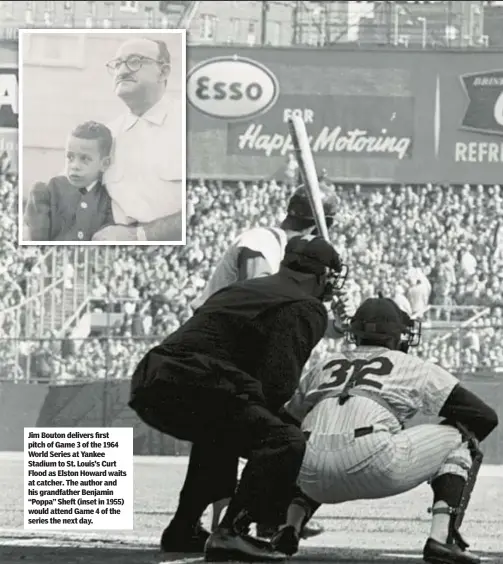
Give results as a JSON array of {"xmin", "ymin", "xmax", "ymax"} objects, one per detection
[
  {"xmin": 187, "ymin": 46, "xmax": 503, "ymax": 184},
  {"xmin": 0, "ymin": 378, "xmax": 501, "ymax": 461},
  {"xmin": 0, "ymin": 380, "xmax": 190, "ymax": 456}
]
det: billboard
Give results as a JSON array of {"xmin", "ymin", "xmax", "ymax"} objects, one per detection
[
  {"xmin": 187, "ymin": 46, "xmax": 503, "ymax": 185},
  {"xmin": 0, "ymin": 65, "xmax": 18, "ymax": 173}
]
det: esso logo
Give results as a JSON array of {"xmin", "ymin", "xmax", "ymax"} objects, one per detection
[{"xmin": 187, "ymin": 56, "xmax": 279, "ymax": 121}]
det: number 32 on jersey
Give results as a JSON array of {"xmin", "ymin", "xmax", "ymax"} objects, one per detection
[{"xmin": 317, "ymin": 357, "xmax": 394, "ymax": 393}]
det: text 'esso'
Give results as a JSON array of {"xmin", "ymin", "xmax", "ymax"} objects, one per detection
[{"xmin": 187, "ymin": 56, "xmax": 279, "ymax": 121}]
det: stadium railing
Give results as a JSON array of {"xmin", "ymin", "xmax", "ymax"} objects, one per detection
[{"xmin": 0, "ymin": 322, "xmax": 501, "ymax": 385}]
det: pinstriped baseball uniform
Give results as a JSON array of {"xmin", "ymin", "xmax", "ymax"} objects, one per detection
[
  {"xmin": 191, "ymin": 227, "xmax": 288, "ymax": 310},
  {"xmin": 284, "ymin": 345, "xmax": 472, "ymax": 504}
]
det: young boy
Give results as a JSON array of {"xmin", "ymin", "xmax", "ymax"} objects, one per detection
[{"xmin": 23, "ymin": 121, "xmax": 115, "ymax": 242}]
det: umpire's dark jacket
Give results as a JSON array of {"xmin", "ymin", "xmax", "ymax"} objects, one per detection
[{"xmin": 130, "ymin": 268, "xmax": 328, "ymax": 417}]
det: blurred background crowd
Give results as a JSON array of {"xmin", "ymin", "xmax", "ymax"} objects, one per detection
[
  {"xmin": 1, "ymin": 166, "xmax": 502, "ymax": 384},
  {"xmin": 1, "ymin": 0, "xmax": 503, "ymax": 384}
]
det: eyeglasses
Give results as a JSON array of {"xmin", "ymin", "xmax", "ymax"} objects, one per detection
[{"xmin": 106, "ymin": 55, "xmax": 167, "ymax": 74}]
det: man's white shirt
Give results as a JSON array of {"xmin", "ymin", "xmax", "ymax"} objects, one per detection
[{"xmin": 105, "ymin": 95, "xmax": 183, "ymax": 225}]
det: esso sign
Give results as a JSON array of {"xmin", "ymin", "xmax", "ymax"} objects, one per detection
[{"xmin": 187, "ymin": 56, "xmax": 279, "ymax": 121}]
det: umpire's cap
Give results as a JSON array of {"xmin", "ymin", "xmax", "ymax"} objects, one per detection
[
  {"xmin": 281, "ymin": 235, "xmax": 342, "ymax": 276},
  {"xmin": 286, "ymin": 187, "xmax": 337, "ymax": 222},
  {"xmin": 350, "ymin": 297, "xmax": 413, "ymax": 346}
]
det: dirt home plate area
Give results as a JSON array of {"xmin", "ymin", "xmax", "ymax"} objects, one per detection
[{"xmin": 0, "ymin": 453, "xmax": 502, "ymax": 564}]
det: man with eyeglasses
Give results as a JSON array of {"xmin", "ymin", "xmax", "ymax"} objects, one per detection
[{"xmin": 91, "ymin": 37, "xmax": 183, "ymax": 243}]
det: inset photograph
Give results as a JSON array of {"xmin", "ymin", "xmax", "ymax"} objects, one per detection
[{"xmin": 19, "ymin": 29, "xmax": 186, "ymax": 245}]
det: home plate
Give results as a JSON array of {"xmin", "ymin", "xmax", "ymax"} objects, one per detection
[
  {"xmin": 380, "ymin": 554, "xmax": 422, "ymax": 560},
  {"xmin": 380, "ymin": 553, "xmax": 495, "ymax": 561},
  {"xmin": 159, "ymin": 559, "xmax": 203, "ymax": 564}
]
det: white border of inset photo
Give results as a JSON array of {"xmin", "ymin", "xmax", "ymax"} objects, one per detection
[{"xmin": 18, "ymin": 28, "xmax": 186, "ymax": 247}]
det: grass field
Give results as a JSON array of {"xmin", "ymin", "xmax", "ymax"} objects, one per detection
[{"xmin": 0, "ymin": 452, "xmax": 502, "ymax": 563}]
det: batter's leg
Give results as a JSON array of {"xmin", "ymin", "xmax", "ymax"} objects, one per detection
[
  {"xmin": 211, "ymin": 458, "xmax": 250, "ymax": 531},
  {"xmin": 211, "ymin": 498, "xmax": 231, "ymax": 531}
]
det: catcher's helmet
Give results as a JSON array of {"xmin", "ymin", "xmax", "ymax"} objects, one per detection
[
  {"xmin": 349, "ymin": 297, "xmax": 421, "ymax": 352},
  {"xmin": 286, "ymin": 187, "xmax": 337, "ymax": 228},
  {"xmin": 281, "ymin": 235, "xmax": 348, "ymax": 301}
]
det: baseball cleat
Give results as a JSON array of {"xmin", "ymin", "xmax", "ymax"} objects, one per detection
[
  {"xmin": 205, "ymin": 527, "xmax": 287, "ymax": 562},
  {"xmin": 160, "ymin": 520, "xmax": 210, "ymax": 553},
  {"xmin": 423, "ymin": 538, "xmax": 481, "ymax": 564},
  {"xmin": 271, "ymin": 525, "xmax": 300, "ymax": 556}
]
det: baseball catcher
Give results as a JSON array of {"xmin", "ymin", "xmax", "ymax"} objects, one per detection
[{"xmin": 271, "ymin": 297, "xmax": 498, "ymax": 564}]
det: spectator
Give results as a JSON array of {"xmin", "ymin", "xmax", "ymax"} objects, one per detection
[
  {"xmin": 283, "ymin": 153, "xmax": 299, "ymax": 187},
  {"xmin": 1, "ymin": 176, "xmax": 503, "ymax": 380},
  {"xmin": 459, "ymin": 244, "xmax": 477, "ymax": 277},
  {"xmin": 407, "ymin": 279, "xmax": 429, "ymax": 319}
]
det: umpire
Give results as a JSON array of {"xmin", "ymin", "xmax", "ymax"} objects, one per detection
[{"xmin": 129, "ymin": 235, "xmax": 347, "ymax": 562}]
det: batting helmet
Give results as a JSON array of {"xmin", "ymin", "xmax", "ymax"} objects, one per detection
[
  {"xmin": 286, "ymin": 187, "xmax": 337, "ymax": 226},
  {"xmin": 349, "ymin": 297, "xmax": 421, "ymax": 352},
  {"xmin": 281, "ymin": 235, "xmax": 348, "ymax": 300}
]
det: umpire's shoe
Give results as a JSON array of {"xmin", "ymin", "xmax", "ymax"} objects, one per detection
[
  {"xmin": 423, "ymin": 538, "xmax": 481, "ymax": 564},
  {"xmin": 161, "ymin": 520, "xmax": 210, "ymax": 553},
  {"xmin": 205, "ymin": 527, "xmax": 287, "ymax": 562},
  {"xmin": 271, "ymin": 525, "xmax": 300, "ymax": 556}
]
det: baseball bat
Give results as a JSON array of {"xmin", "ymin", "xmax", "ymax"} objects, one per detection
[{"xmin": 288, "ymin": 115, "xmax": 330, "ymax": 241}]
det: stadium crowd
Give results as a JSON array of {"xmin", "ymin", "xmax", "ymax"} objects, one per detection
[{"xmin": 0, "ymin": 170, "xmax": 502, "ymax": 383}]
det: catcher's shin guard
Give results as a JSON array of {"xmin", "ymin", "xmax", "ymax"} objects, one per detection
[
  {"xmin": 451, "ymin": 423, "xmax": 484, "ymax": 548},
  {"xmin": 429, "ymin": 423, "xmax": 484, "ymax": 551}
]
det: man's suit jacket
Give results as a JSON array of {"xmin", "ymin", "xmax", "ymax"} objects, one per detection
[{"xmin": 24, "ymin": 176, "xmax": 114, "ymax": 242}]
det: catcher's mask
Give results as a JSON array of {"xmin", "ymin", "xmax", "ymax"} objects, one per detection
[
  {"xmin": 348, "ymin": 297, "xmax": 421, "ymax": 352},
  {"xmin": 321, "ymin": 262, "xmax": 348, "ymax": 302},
  {"xmin": 281, "ymin": 235, "xmax": 348, "ymax": 302}
]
